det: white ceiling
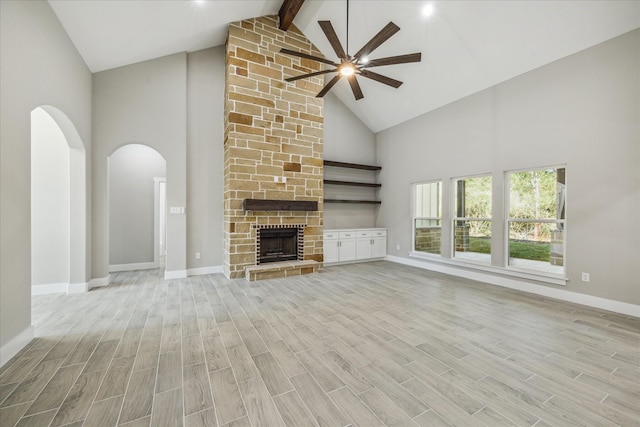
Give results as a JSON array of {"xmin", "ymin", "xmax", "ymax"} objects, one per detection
[{"xmin": 48, "ymin": 0, "xmax": 639, "ymax": 133}]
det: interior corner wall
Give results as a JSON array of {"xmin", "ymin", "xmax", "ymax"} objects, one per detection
[
  {"xmin": 324, "ymin": 93, "xmax": 377, "ymax": 165},
  {"xmin": 323, "ymin": 93, "xmax": 378, "ymax": 229},
  {"xmin": 0, "ymin": 0, "xmax": 92, "ymax": 356},
  {"xmin": 187, "ymin": 47, "xmax": 225, "ymax": 270},
  {"xmin": 92, "ymin": 53, "xmax": 187, "ymax": 279},
  {"xmin": 376, "ymin": 29, "xmax": 640, "ymax": 306}
]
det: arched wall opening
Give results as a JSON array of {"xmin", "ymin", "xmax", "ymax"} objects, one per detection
[
  {"xmin": 108, "ymin": 144, "xmax": 167, "ymax": 272},
  {"xmin": 30, "ymin": 106, "xmax": 87, "ymax": 294}
]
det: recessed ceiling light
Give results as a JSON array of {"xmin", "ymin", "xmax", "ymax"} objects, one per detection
[{"xmin": 422, "ymin": 3, "xmax": 435, "ymax": 18}]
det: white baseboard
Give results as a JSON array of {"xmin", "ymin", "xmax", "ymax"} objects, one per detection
[
  {"xmin": 1, "ymin": 325, "xmax": 34, "ymax": 367},
  {"xmin": 109, "ymin": 262, "xmax": 158, "ymax": 273},
  {"xmin": 88, "ymin": 275, "xmax": 110, "ymax": 290},
  {"xmin": 32, "ymin": 283, "xmax": 68, "ymax": 295},
  {"xmin": 32, "ymin": 282, "xmax": 89, "ymax": 295},
  {"xmin": 386, "ymin": 255, "xmax": 640, "ymax": 317},
  {"xmin": 165, "ymin": 269, "xmax": 187, "ymax": 280},
  {"xmin": 187, "ymin": 265, "xmax": 223, "ymax": 276},
  {"xmin": 68, "ymin": 282, "xmax": 88, "ymax": 293}
]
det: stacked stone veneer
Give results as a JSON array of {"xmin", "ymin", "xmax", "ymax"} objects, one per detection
[
  {"xmin": 415, "ymin": 227, "xmax": 441, "ymax": 255},
  {"xmin": 223, "ymin": 16, "xmax": 324, "ymax": 279},
  {"xmin": 454, "ymin": 223, "xmax": 470, "ymax": 252}
]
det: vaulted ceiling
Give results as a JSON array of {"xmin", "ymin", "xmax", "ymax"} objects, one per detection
[{"xmin": 48, "ymin": 0, "xmax": 639, "ymax": 133}]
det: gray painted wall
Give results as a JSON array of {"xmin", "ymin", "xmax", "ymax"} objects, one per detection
[
  {"xmin": 31, "ymin": 108, "xmax": 70, "ymax": 286},
  {"xmin": 92, "ymin": 53, "xmax": 187, "ymax": 278},
  {"xmin": 109, "ymin": 144, "xmax": 166, "ymax": 265},
  {"xmin": 0, "ymin": 0, "xmax": 92, "ymax": 351},
  {"xmin": 323, "ymin": 93, "xmax": 378, "ymax": 229},
  {"xmin": 187, "ymin": 47, "xmax": 224, "ymax": 270},
  {"xmin": 376, "ymin": 30, "xmax": 640, "ymax": 305}
]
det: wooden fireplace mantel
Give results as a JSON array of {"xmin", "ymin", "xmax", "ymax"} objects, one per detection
[{"xmin": 243, "ymin": 199, "xmax": 318, "ymax": 212}]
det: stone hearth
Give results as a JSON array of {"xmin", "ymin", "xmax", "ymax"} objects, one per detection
[{"xmin": 223, "ymin": 16, "xmax": 324, "ymax": 279}]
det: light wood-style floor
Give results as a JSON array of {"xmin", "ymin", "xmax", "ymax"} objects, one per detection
[{"xmin": 1, "ymin": 261, "xmax": 638, "ymax": 427}]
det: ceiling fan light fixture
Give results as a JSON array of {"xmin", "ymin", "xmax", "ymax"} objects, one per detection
[
  {"xmin": 339, "ymin": 63, "xmax": 356, "ymax": 76},
  {"xmin": 279, "ymin": 0, "xmax": 421, "ymax": 100}
]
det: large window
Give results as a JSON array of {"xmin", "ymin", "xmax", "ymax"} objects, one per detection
[
  {"xmin": 413, "ymin": 181, "xmax": 442, "ymax": 255},
  {"xmin": 453, "ymin": 175, "xmax": 492, "ymax": 262},
  {"xmin": 507, "ymin": 167, "xmax": 566, "ymax": 274}
]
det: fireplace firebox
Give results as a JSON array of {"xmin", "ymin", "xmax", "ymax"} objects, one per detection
[{"xmin": 257, "ymin": 227, "xmax": 300, "ymax": 264}]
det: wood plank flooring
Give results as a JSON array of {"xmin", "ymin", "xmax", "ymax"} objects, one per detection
[{"xmin": 1, "ymin": 261, "xmax": 638, "ymax": 426}]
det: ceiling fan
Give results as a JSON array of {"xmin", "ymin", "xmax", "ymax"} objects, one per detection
[{"xmin": 279, "ymin": 0, "xmax": 421, "ymax": 100}]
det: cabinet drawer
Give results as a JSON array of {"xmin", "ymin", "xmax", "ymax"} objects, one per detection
[
  {"xmin": 372, "ymin": 230, "xmax": 387, "ymax": 237},
  {"xmin": 339, "ymin": 231, "xmax": 355, "ymax": 239},
  {"xmin": 323, "ymin": 232, "xmax": 339, "ymax": 240},
  {"xmin": 356, "ymin": 231, "xmax": 372, "ymax": 238}
]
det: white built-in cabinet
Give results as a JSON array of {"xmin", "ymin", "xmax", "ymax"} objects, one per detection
[{"xmin": 323, "ymin": 228, "xmax": 387, "ymax": 264}]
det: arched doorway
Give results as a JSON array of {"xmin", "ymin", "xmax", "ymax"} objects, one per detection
[
  {"xmin": 30, "ymin": 106, "xmax": 87, "ymax": 294},
  {"xmin": 108, "ymin": 144, "xmax": 167, "ymax": 272}
]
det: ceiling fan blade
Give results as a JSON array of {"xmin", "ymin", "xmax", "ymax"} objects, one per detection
[
  {"xmin": 318, "ymin": 21, "xmax": 347, "ymax": 60},
  {"xmin": 316, "ymin": 75, "xmax": 342, "ymax": 98},
  {"xmin": 359, "ymin": 69, "xmax": 403, "ymax": 88},
  {"xmin": 365, "ymin": 52, "xmax": 421, "ymax": 68},
  {"xmin": 285, "ymin": 69, "xmax": 337, "ymax": 82},
  {"xmin": 279, "ymin": 48, "xmax": 339, "ymax": 67},
  {"xmin": 347, "ymin": 75, "xmax": 364, "ymax": 100},
  {"xmin": 353, "ymin": 21, "xmax": 400, "ymax": 60}
]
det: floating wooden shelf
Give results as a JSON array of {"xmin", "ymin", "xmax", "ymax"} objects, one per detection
[
  {"xmin": 324, "ymin": 199, "xmax": 382, "ymax": 205},
  {"xmin": 243, "ymin": 199, "xmax": 318, "ymax": 211},
  {"xmin": 323, "ymin": 160, "xmax": 381, "ymax": 171},
  {"xmin": 323, "ymin": 160, "xmax": 382, "ymax": 205},
  {"xmin": 324, "ymin": 179, "xmax": 381, "ymax": 188}
]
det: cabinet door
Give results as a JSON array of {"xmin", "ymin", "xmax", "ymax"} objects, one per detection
[
  {"xmin": 371, "ymin": 236, "xmax": 387, "ymax": 258},
  {"xmin": 339, "ymin": 238, "xmax": 357, "ymax": 262},
  {"xmin": 356, "ymin": 238, "xmax": 372, "ymax": 260},
  {"xmin": 323, "ymin": 240, "xmax": 339, "ymax": 263}
]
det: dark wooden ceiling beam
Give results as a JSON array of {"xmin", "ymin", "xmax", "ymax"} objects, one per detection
[{"xmin": 279, "ymin": 0, "xmax": 305, "ymax": 31}]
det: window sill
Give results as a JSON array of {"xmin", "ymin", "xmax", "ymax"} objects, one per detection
[{"xmin": 408, "ymin": 251, "xmax": 568, "ymax": 286}]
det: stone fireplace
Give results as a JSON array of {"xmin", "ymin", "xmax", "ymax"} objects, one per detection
[{"xmin": 223, "ymin": 16, "xmax": 324, "ymax": 279}]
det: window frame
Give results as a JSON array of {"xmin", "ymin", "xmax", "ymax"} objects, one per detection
[
  {"xmin": 504, "ymin": 165, "xmax": 567, "ymax": 276},
  {"xmin": 411, "ymin": 180, "xmax": 443, "ymax": 257},
  {"xmin": 451, "ymin": 173, "xmax": 493, "ymax": 264}
]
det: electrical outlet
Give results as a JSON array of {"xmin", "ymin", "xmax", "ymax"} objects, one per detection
[
  {"xmin": 581, "ymin": 272, "xmax": 590, "ymax": 282},
  {"xmin": 396, "ymin": 244, "xmax": 400, "ymax": 251},
  {"xmin": 195, "ymin": 252, "xmax": 201, "ymax": 259}
]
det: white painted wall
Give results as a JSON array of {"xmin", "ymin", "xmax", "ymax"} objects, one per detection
[
  {"xmin": 376, "ymin": 30, "xmax": 640, "ymax": 306},
  {"xmin": 323, "ymin": 93, "xmax": 378, "ymax": 229},
  {"xmin": 0, "ymin": 0, "xmax": 92, "ymax": 359},
  {"xmin": 92, "ymin": 53, "xmax": 187, "ymax": 279},
  {"xmin": 109, "ymin": 144, "xmax": 166, "ymax": 265},
  {"xmin": 31, "ymin": 107, "xmax": 70, "ymax": 287},
  {"xmin": 187, "ymin": 47, "xmax": 224, "ymax": 270}
]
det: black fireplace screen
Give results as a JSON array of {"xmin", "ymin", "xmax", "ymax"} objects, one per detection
[{"xmin": 258, "ymin": 228, "xmax": 298, "ymax": 264}]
